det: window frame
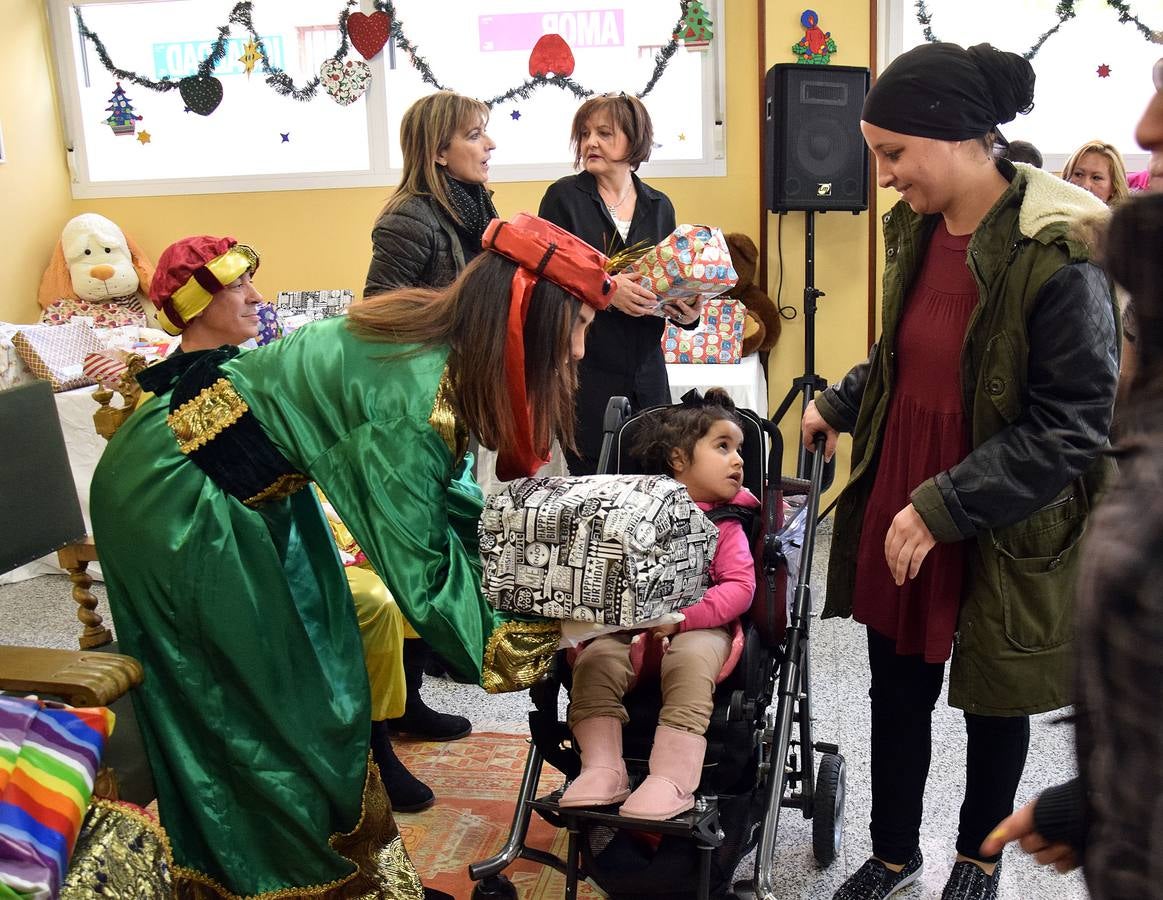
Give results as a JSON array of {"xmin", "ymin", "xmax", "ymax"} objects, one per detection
[
  {"xmin": 876, "ymin": 0, "xmax": 1151, "ymax": 174},
  {"xmin": 48, "ymin": 0, "xmax": 728, "ymax": 199}
]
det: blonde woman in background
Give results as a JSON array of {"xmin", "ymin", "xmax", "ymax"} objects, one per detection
[
  {"xmin": 364, "ymin": 91, "xmax": 498, "ymax": 295},
  {"xmin": 362, "ymin": 89, "xmax": 499, "ymax": 810},
  {"xmin": 1062, "ymin": 139, "xmax": 1131, "ymax": 206}
]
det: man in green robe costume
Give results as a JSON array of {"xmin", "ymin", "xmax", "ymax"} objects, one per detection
[{"xmin": 91, "ymin": 223, "xmax": 609, "ymax": 897}]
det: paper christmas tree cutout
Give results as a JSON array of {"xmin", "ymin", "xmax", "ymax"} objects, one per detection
[
  {"xmin": 105, "ymin": 82, "xmax": 143, "ymax": 136},
  {"xmin": 678, "ymin": 0, "xmax": 714, "ymax": 50}
]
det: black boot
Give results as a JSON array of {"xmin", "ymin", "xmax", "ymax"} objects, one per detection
[
  {"xmin": 370, "ymin": 720, "xmax": 434, "ymax": 812},
  {"xmin": 387, "ymin": 640, "xmax": 472, "ymax": 741}
]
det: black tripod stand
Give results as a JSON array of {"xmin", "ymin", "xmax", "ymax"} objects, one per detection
[{"xmin": 771, "ymin": 210, "xmax": 830, "ymax": 480}]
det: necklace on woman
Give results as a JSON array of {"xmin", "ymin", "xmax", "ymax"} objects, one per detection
[{"xmin": 601, "ymin": 182, "xmax": 633, "ymax": 219}]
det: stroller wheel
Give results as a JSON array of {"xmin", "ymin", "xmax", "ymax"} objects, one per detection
[
  {"xmin": 471, "ymin": 874, "xmax": 518, "ymax": 900},
  {"xmin": 812, "ymin": 752, "xmax": 845, "ymax": 867}
]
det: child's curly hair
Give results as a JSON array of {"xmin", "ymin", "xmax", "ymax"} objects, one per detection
[{"xmin": 629, "ymin": 388, "xmax": 743, "ymax": 476}]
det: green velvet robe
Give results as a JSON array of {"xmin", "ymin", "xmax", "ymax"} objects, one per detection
[{"xmin": 90, "ymin": 316, "xmax": 500, "ymax": 897}]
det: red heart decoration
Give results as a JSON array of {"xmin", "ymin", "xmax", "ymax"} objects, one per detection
[
  {"xmin": 348, "ymin": 11, "xmax": 391, "ymax": 61},
  {"xmin": 528, "ymin": 33, "xmax": 575, "ymax": 78}
]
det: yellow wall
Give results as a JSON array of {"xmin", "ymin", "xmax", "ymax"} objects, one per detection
[
  {"xmin": 764, "ymin": 2, "xmax": 873, "ymax": 494},
  {"xmin": 0, "ymin": 0, "xmax": 74, "ymax": 324}
]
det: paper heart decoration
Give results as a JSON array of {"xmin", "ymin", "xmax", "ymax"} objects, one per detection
[
  {"xmin": 319, "ymin": 57, "xmax": 372, "ymax": 107},
  {"xmin": 179, "ymin": 75, "xmax": 223, "ymax": 116},
  {"xmin": 528, "ymin": 34, "xmax": 575, "ymax": 78},
  {"xmin": 347, "ymin": 11, "xmax": 391, "ymax": 61}
]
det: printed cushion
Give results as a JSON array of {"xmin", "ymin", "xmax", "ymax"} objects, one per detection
[{"xmin": 480, "ymin": 474, "xmax": 718, "ymax": 626}]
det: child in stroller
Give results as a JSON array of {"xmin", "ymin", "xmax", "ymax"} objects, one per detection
[{"xmin": 562, "ymin": 387, "xmax": 759, "ymax": 820}]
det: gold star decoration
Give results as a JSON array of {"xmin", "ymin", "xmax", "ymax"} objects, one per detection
[
  {"xmin": 678, "ymin": 131, "xmax": 687, "ymax": 141},
  {"xmin": 137, "ymin": 130, "xmax": 151, "ymax": 144},
  {"xmin": 239, "ymin": 41, "xmax": 261, "ymax": 76}
]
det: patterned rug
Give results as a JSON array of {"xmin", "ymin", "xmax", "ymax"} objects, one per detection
[{"xmin": 394, "ymin": 732, "xmax": 602, "ymax": 898}]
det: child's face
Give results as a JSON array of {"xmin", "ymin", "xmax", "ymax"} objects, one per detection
[{"xmin": 670, "ymin": 418, "xmax": 745, "ymax": 503}]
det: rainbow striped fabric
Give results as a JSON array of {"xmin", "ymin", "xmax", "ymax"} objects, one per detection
[{"xmin": 0, "ymin": 697, "xmax": 114, "ymax": 900}]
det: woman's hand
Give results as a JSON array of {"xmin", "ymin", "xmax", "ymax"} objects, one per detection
[
  {"xmin": 662, "ymin": 296, "xmax": 706, "ymax": 325},
  {"xmin": 801, "ymin": 400, "xmax": 839, "ymax": 462},
  {"xmin": 981, "ymin": 800, "xmax": 1079, "ymax": 874},
  {"xmin": 609, "ymin": 272, "xmax": 659, "ymax": 317},
  {"xmin": 884, "ymin": 503, "xmax": 937, "ymax": 586}
]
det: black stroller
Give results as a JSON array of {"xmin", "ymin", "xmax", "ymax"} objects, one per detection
[{"xmin": 468, "ymin": 397, "xmax": 843, "ymax": 899}]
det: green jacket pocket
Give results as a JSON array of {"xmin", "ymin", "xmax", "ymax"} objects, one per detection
[{"xmin": 993, "ymin": 489, "xmax": 1086, "ymax": 653}]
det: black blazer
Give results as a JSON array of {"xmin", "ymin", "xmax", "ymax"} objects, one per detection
[{"xmin": 538, "ymin": 171, "xmax": 679, "ymax": 469}]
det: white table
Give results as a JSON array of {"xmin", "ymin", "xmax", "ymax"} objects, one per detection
[
  {"xmin": 0, "ymin": 385, "xmax": 106, "ymax": 584},
  {"xmin": 666, "ymin": 353, "xmax": 768, "ymax": 418}
]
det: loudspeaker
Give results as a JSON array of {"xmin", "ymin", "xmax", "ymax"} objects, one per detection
[{"xmin": 764, "ymin": 64, "xmax": 870, "ymax": 213}]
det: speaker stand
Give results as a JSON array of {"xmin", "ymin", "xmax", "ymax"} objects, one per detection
[{"xmin": 772, "ymin": 210, "xmax": 830, "ymax": 479}]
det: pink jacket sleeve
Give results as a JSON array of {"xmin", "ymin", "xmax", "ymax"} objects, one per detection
[{"xmin": 678, "ymin": 518, "xmax": 756, "ymax": 632}]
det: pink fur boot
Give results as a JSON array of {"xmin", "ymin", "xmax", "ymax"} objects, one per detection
[
  {"xmin": 619, "ymin": 725, "xmax": 706, "ymax": 821},
  {"xmin": 559, "ymin": 716, "xmax": 631, "ymax": 808}
]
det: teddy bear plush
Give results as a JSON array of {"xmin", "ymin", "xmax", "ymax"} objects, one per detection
[
  {"xmin": 723, "ymin": 232, "xmax": 781, "ymax": 357},
  {"xmin": 37, "ymin": 214, "xmax": 157, "ymax": 328}
]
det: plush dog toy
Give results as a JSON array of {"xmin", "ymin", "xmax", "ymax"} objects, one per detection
[
  {"xmin": 723, "ymin": 233, "xmax": 781, "ymax": 357},
  {"xmin": 38, "ymin": 214, "xmax": 156, "ymax": 328}
]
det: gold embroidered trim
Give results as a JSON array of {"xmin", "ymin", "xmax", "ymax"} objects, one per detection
[
  {"xmin": 482, "ymin": 618, "xmax": 561, "ymax": 693},
  {"xmin": 169, "ymin": 758, "xmax": 422, "ymax": 899},
  {"xmin": 428, "ymin": 367, "xmax": 469, "ymax": 463},
  {"xmin": 61, "ymin": 799, "xmax": 175, "ymax": 899},
  {"xmin": 243, "ymin": 472, "xmax": 311, "ymax": 508},
  {"xmin": 167, "ymin": 378, "xmax": 248, "ymax": 455}
]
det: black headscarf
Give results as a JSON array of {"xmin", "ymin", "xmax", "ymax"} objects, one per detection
[{"xmin": 862, "ymin": 42, "xmax": 1035, "ymax": 142}]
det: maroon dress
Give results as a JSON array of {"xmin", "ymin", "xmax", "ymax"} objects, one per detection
[{"xmin": 852, "ymin": 219, "xmax": 978, "ymax": 663}]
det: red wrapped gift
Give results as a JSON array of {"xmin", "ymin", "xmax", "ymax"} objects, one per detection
[{"xmin": 622, "ymin": 225, "xmax": 738, "ymax": 316}]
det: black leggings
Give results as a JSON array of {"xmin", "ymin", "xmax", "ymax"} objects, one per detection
[{"xmin": 866, "ymin": 627, "xmax": 1030, "ymax": 865}]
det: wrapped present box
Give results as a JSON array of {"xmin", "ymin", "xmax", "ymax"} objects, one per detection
[
  {"xmin": 11, "ymin": 321, "xmax": 104, "ymax": 392},
  {"xmin": 480, "ymin": 474, "xmax": 718, "ymax": 627},
  {"xmin": 622, "ymin": 224, "xmax": 738, "ymax": 316},
  {"xmin": 662, "ymin": 295, "xmax": 746, "ymax": 364}
]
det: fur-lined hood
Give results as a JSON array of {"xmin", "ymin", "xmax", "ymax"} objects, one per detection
[{"xmin": 1013, "ymin": 162, "xmax": 1109, "ymax": 246}]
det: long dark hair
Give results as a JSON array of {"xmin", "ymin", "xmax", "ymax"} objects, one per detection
[
  {"xmin": 347, "ymin": 252, "xmax": 584, "ymax": 455},
  {"xmin": 1105, "ymin": 194, "xmax": 1163, "ymax": 406},
  {"xmin": 630, "ymin": 388, "xmax": 742, "ymax": 476}
]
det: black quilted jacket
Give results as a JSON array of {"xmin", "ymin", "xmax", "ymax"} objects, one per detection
[{"xmin": 363, "ymin": 195, "xmax": 466, "ymax": 297}]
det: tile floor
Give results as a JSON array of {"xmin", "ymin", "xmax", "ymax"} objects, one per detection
[{"xmin": 0, "ymin": 528, "xmax": 1087, "ymax": 899}]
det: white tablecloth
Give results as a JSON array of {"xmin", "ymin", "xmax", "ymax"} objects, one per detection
[
  {"xmin": 0, "ymin": 385, "xmax": 106, "ymax": 584},
  {"xmin": 666, "ymin": 353, "xmax": 768, "ymax": 418}
]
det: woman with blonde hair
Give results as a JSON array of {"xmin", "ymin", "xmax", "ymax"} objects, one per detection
[
  {"xmin": 365, "ymin": 90, "xmax": 497, "ymax": 295},
  {"xmin": 1062, "ymin": 139, "xmax": 1131, "ymax": 206}
]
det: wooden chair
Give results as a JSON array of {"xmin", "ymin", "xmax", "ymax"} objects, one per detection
[
  {"xmin": 53, "ymin": 356, "xmax": 144, "ymax": 650},
  {"xmin": 0, "ymin": 380, "xmax": 143, "ymax": 800}
]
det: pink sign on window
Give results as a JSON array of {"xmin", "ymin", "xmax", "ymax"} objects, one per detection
[{"xmin": 479, "ymin": 9, "xmax": 625, "ymax": 52}]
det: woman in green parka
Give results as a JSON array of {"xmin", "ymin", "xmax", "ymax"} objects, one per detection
[
  {"xmin": 800, "ymin": 43, "xmax": 1120, "ymax": 900},
  {"xmin": 90, "ymin": 214, "xmax": 610, "ymax": 899}
]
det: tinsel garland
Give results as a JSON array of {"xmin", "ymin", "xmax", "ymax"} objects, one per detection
[
  {"xmin": 73, "ymin": 1, "xmax": 353, "ymax": 100},
  {"xmin": 74, "ymin": 0, "xmax": 696, "ymax": 107},
  {"xmin": 915, "ymin": 0, "xmax": 1159, "ymax": 60}
]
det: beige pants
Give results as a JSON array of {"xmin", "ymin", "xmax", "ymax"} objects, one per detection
[{"xmin": 567, "ymin": 627, "xmax": 733, "ymax": 735}]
